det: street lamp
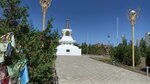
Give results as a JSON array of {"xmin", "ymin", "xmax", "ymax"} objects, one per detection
[
  {"xmin": 40, "ymin": 0, "xmax": 52, "ymax": 31},
  {"xmin": 128, "ymin": 9, "xmax": 139, "ymax": 68}
]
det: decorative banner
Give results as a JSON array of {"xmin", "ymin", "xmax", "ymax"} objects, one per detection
[
  {"xmin": 1, "ymin": 76, "xmax": 10, "ymax": 84},
  {"xmin": 0, "ymin": 32, "xmax": 15, "ymax": 49},
  {"xmin": 0, "ymin": 53, "xmax": 4, "ymax": 63},
  {"xmin": 5, "ymin": 43, "xmax": 12, "ymax": 57},
  {"xmin": 7, "ymin": 59, "xmax": 30, "ymax": 84},
  {"xmin": 7, "ymin": 64, "xmax": 19, "ymax": 78},
  {"xmin": 0, "ymin": 66, "xmax": 6, "ymax": 80},
  {"xmin": 0, "ymin": 33, "xmax": 11, "ymax": 42},
  {"xmin": 19, "ymin": 63, "xmax": 29, "ymax": 84},
  {"xmin": 11, "ymin": 35, "xmax": 16, "ymax": 49},
  {"xmin": 0, "ymin": 43, "xmax": 8, "ymax": 52}
]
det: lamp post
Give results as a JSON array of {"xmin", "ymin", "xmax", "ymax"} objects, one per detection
[
  {"xmin": 40, "ymin": 0, "xmax": 52, "ymax": 31},
  {"xmin": 128, "ymin": 9, "xmax": 139, "ymax": 68}
]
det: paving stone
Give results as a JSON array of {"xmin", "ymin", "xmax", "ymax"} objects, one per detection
[{"xmin": 56, "ymin": 56, "xmax": 150, "ymax": 84}]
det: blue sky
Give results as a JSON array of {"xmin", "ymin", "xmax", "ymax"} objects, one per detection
[{"xmin": 1, "ymin": 0, "xmax": 150, "ymax": 45}]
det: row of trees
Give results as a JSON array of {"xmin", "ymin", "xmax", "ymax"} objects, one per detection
[
  {"xmin": 110, "ymin": 37, "xmax": 141, "ymax": 66},
  {"xmin": 146, "ymin": 47, "xmax": 150, "ymax": 67},
  {"xmin": 139, "ymin": 38, "xmax": 150, "ymax": 67},
  {"xmin": 80, "ymin": 36, "xmax": 150, "ymax": 67},
  {"xmin": 80, "ymin": 42, "xmax": 107, "ymax": 55},
  {"xmin": 110, "ymin": 36, "xmax": 150, "ymax": 66},
  {"xmin": 0, "ymin": 0, "xmax": 59, "ymax": 83}
]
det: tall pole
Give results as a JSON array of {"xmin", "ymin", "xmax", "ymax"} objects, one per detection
[
  {"xmin": 86, "ymin": 32, "xmax": 89, "ymax": 54},
  {"xmin": 128, "ymin": 9, "xmax": 139, "ymax": 68},
  {"xmin": 117, "ymin": 17, "xmax": 119, "ymax": 39},
  {"xmin": 108, "ymin": 34, "xmax": 110, "ymax": 45},
  {"xmin": 116, "ymin": 16, "xmax": 119, "ymax": 45},
  {"xmin": 43, "ymin": 12, "xmax": 46, "ymax": 31},
  {"xmin": 40, "ymin": 0, "xmax": 52, "ymax": 31},
  {"xmin": 132, "ymin": 23, "xmax": 135, "ymax": 68}
]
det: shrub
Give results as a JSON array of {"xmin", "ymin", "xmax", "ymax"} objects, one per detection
[
  {"xmin": 146, "ymin": 47, "xmax": 150, "ymax": 67},
  {"xmin": 110, "ymin": 37, "xmax": 141, "ymax": 66}
]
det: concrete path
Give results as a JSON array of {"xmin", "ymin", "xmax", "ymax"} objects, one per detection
[{"xmin": 55, "ymin": 56, "xmax": 150, "ymax": 84}]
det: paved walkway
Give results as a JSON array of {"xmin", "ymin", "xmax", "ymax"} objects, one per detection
[{"xmin": 56, "ymin": 56, "xmax": 150, "ymax": 84}]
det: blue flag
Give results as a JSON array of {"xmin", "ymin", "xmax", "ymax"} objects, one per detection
[
  {"xmin": 19, "ymin": 63, "xmax": 29, "ymax": 84},
  {"xmin": 5, "ymin": 43, "xmax": 12, "ymax": 57}
]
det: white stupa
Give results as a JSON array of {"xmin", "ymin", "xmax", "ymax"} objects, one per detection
[{"xmin": 56, "ymin": 19, "xmax": 81, "ymax": 56}]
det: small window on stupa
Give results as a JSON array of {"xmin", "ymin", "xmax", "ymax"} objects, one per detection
[
  {"xmin": 65, "ymin": 31, "xmax": 70, "ymax": 36},
  {"xmin": 66, "ymin": 49, "xmax": 70, "ymax": 52}
]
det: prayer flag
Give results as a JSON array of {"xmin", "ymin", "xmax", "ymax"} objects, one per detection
[{"xmin": 19, "ymin": 63, "xmax": 29, "ymax": 84}]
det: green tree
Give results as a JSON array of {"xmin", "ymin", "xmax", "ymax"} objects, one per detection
[
  {"xmin": 96, "ymin": 44, "xmax": 107, "ymax": 55},
  {"xmin": 81, "ymin": 42, "xmax": 88, "ymax": 54},
  {"xmin": 101, "ymin": 44, "xmax": 107, "ymax": 55},
  {"xmin": 116, "ymin": 44, "xmax": 125, "ymax": 62},
  {"xmin": 24, "ymin": 19, "xmax": 59, "ymax": 83},
  {"xmin": 139, "ymin": 38, "xmax": 147, "ymax": 57},
  {"xmin": 122, "ymin": 36, "xmax": 127, "ymax": 46},
  {"xmin": 81, "ymin": 43, "xmax": 107, "ymax": 55},
  {"xmin": 0, "ymin": 0, "xmax": 29, "ymax": 33},
  {"xmin": 122, "ymin": 45, "xmax": 132, "ymax": 65},
  {"xmin": 89, "ymin": 44, "xmax": 97, "ymax": 55},
  {"xmin": 146, "ymin": 47, "xmax": 150, "ymax": 67},
  {"xmin": 0, "ymin": 0, "xmax": 59, "ymax": 83},
  {"xmin": 0, "ymin": 0, "xmax": 30, "ymax": 63},
  {"xmin": 109, "ymin": 46, "xmax": 118, "ymax": 63},
  {"xmin": 110, "ymin": 37, "xmax": 141, "ymax": 66},
  {"xmin": 135, "ymin": 46, "xmax": 141, "ymax": 65}
]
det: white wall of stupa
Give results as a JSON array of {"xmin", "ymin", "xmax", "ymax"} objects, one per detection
[{"xmin": 56, "ymin": 19, "xmax": 81, "ymax": 56}]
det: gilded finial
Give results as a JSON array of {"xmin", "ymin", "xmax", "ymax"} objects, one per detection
[{"xmin": 66, "ymin": 18, "xmax": 69, "ymax": 29}]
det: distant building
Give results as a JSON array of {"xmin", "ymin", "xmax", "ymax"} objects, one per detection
[
  {"xmin": 144, "ymin": 32, "xmax": 150, "ymax": 47},
  {"xmin": 103, "ymin": 44, "xmax": 111, "ymax": 49},
  {"xmin": 94, "ymin": 43, "xmax": 111, "ymax": 49},
  {"xmin": 93, "ymin": 43, "xmax": 110, "ymax": 55},
  {"xmin": 95, "ymin": 43, "xmax": 101, "ymax": 48}
]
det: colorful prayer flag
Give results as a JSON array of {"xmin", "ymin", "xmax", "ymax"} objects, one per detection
[
  {"xmin": 5, "ymin": 43, "xmax": 12, "ymax": 57},
  {"xmin": 19, "ymin": 63, "xmax": 29, "ymax": 84},
  {"xmin": 0, "ymin": 43, "xmax": 8, "ymax": 52},
  {"xmin": 11, "ymin": 35, "xmax": 16, "ymax": 49},
  {"xmin": 7, "ymin": 64, "xmax": 19, "ymax": 78},
  {"xmin": 0, "ymin": 53, "xmax": 4, "ymax": 63},
  {"xmin": 0, "ymin": 66, "xmax": 6, "ymax": 80},
  {"xmin": 2, "ymin": 77, "xmax": 9, "ymax": 84}
]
